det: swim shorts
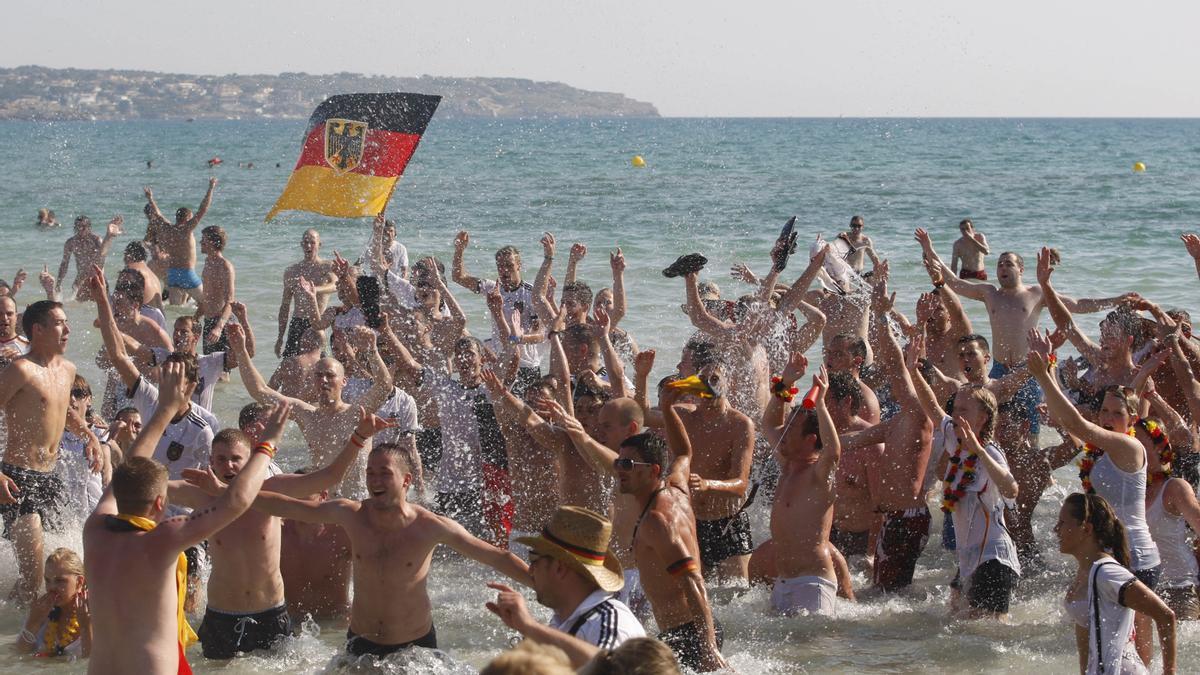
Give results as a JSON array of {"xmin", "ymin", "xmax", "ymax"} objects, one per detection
[
  {"xmin": 346, "ymin": 625, "xmax": 437, "ymax": 657},
  {"xmin": 696, "ymin": 511, "xmax": 754, "ymax": 569},
  {"xmin": 0, "ymin": 462, "xmax": 64, "ymax": 539},
  {"xmin": 198, "ymin": 603, "xmax": 292, "ymax": 659},
  {"xmin": 829, "ymin": 527, "xmax": 870, "ymax": 557},
  {"xmin": 167, "ymin": 267, "xmax": 203, "ymax": 290},
  {"xmin": 482, "ymin": 461, "xmax": 513, "ymax": 545},
  {"xmin": 989, "ymin": 362, "xmax": 1042, "ymax": 437},
  {"xmin": 771, "ymin": 575, "xmax": 837, "ymax": 616},
  {"xmin": 872, "ymin": 506, "xmax": 931, "ymax": 592},
  {"xmin": 964, "ymin": 559, "xmax": 1019, "ymax": 614},
  {"xmin": 282, "ymin": 317, "xmax": 313, "ymax": 358},
  {"xmin": 202, "ymin": 317, "xmax": 229, "ymax": 355},
  {"xmin": 958, "ymin": 268, "xmax": 988, "ymax": 281},
  {"xmin": 658, "ymin": 617, "xmax": 725, "ymax": 672}
]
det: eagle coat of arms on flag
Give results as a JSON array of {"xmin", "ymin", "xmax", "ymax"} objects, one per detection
[{"xmin": 325, "ymin": 118, "xmax": 368, "ymax": 173}]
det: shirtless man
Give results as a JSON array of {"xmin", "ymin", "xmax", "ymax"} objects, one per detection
[
  {"xmin": 842, "ymin": 280, "xmax": 934, "ymax": 591},
  {"xmin": 196, "ymin": 225, "xmax": 235, "ymax": 355},
  {"xmin": 837, "ymin": 215, "xmax": 881, "ymax": 274},
  {"xmin": 916, "ymin": 228, "xmax": 1134, "ymax": 437},
  {"xmin": 55, "ymin": 215, "xmax": 123, "ymax": 301},
  {"xmin": 247, "ymin": 442, "xmax": 532, "ymax": 657},
  {"xmin": 824, "ymin": 333, "xmax": 882, "ymax": 423},
  {"xmin": 616, "ymin": 407, "xmax": 726, "ymax": 671},
  {"xmin": 950, "ymin": 219, "xmax": 990, "ymax": 280},
  {"xmin": 123, "ymin": 241, "xmax": 164, "ymax": 309},
  {"xmin": 0, "ymin": 300, "xmax": 83, "ymax": 603},
  {"xmin": 279, "ymin": 476, "xmax": 352, "ymax": 624},
  {"xmin": 760, "ymin": 360, "xmax": 842, "ymax": 615},
  {"xmin": 915, "ymin": 260, "xmax": 974, "ymax": 380},
  {"xmin": 826, "ymin": 372, "xmax": 882, "ymax": 564},
  {"xmin": 145, "ymin": 179, "xmax": 217, "ymax": 304},
  {"xmin": 231, "ymin": 323, "xmax": 393, "ymax": 500},
  {"xmin": 276, "ymin": 229, "xmax": 336, "ymax": 358},
  {"xmin": 83, "ymin": 362, "xmax": 273, "ymax": 675},
  {"xmin": 0, "ymin": 296, "xmax": 30, "ymax": 368},
  {"xmin": 174, "ymin": 406, "xmax": 388, "ymax": 659}
]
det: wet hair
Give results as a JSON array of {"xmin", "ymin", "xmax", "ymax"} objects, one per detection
[
  {"xmin": 562, "ymin": 281, "xmax": 594, "ymax": 308},
  {"xmin": 71, "ymin": 374, "xmax": 92, "ymax": 398},
  {"xmin": 112, "ymin": 456, "xmax": 168, "ymax": 514},
  {"xmin": 832, "ymin": 333, "xmax": 868, "ymax": 362},
  {"xmin": 412, "ymin": 256, "xmax": 446, "ymax": 278},
  {"xmin": 1099, "ymin": 384, "xmax": 1139, "ymax": 417},
  {"xmin": 238, "ymin": 402, "xmax": 272, "ymax": 432},
  {"xmin": 494, "ymin": 245, "xmax": 521, "ymax": 263},
  {"xmin": 454, "ymin": 335, "xmax": 484, "ymax": 356},
  {"xmin": 583, "ymin": 637, "xmax": 682, "ymax": 675},
  {"xmin": 212, "ymin": 428, "xmax": 252, "ymax": 454},
  {"xmin": 620, "ymin": 432, "xmax": 667, "ymax": 470},
  {"xmin": 482, "ymin": 641, "xmax": 573, "ymax": 675},
  {"xmin": 788, "ymin": 408, "xmax": 822, "ymax": 449},
  {"xmin": 959, "ymin": 218, "xmax": 973, "ymax": 229},
  {"xmin": 115, "ymin": 268, "xmax": 146, "ymax": 302},
  {"xmin": 371, "ymin": 442, "xmax": 426, "ymax": 499},
  {"xmin": 382, "ymin": 219, "xmax": 398, "ymax": 233},
  {"xmin": 74, "ymin": 215, "xmax": 92, "ymax": 228},
  {"xmin": 174, "ymin": 315, "xmax": 198, "ymax": 334},
  {"xmin": 998, "ymin": 251, "xmax": 1025, "ymax": 269},
  {"xmin": 164, "ymin": 351, "xmax": 200, "ymax": 384},
  {"xmin": 21, "ymin": 300, "xmax": 63, "ymax": 339},
  {"xmin": 827, "ymin": 372, "xmax": 863, "ymax": 412},
  {"xmin": 46, "ymin": 547, "xmax": 85, "ymax": 578},
  {"xmin": 1063, "ymin": 492, "xmax": 1131, "ymax": 568},
  {"xmin": 1167, "ymin": 309, "xmax": 1191, "ymax": 325},
  {"xmin": 957, "ymin": 333, "xmax": 991, "ymax": 353},
  {"xmin": 115, "ymin": 406, "xmax": 140, "ymax": 423},
  {"xmin": 562, "ymin": 324, "xmax": 599, "ymax": 357},
  {"xmin": 201, "ymin": 225, "xmax": 227, "ymax": 251},
  {"xmin": 687, "ymin": 339, "xmax": 718, "ymax": 370},
  {"xmin": 960, "ymin": 384, "xmax": 998, "ymax": 442},
  {"xmin": 1101, "ymin": 308, "xmax": 1140, "ymax": 339},
  {"xmin": 175, "ymin": 207, "xmax": 193, "ymax": 223},
  {"xmin": 124, "ymin": 241, "xmax": 148, "ymax": 262}
]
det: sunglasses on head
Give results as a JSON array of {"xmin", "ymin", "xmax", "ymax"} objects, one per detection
[{"xmin": 613, "ymin": 458, "xmax": 655, "ymax": 471}]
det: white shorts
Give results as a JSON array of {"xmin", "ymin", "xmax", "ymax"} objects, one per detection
[
  {"xmin": 618, "ymin": 568, "xmax": 650, "ymax": 620},
  {"xmin": 771, "ymin": 575, "xmax": 837, "ymax": 616}
]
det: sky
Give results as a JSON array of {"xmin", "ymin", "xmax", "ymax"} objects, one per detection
[{"xmin": 6, "ymin": 1, "xmax": 1200, "ymax": 117}]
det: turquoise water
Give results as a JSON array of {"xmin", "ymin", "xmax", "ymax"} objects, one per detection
[{"xmin": 1, "ymin": 118, "xmax": 1199, "ymax": 672}]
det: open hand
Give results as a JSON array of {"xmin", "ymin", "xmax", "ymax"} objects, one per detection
[
  {"xmin": 354, "ymin": 405, "xmax": 396, "ymax": 440},
  {"xmin": 633, "ymin": 349, "xmax": 656, "ymax": 379},
  {"xmin": 182, "ymin": 467, "xmax": 226, "ymax": 496}
]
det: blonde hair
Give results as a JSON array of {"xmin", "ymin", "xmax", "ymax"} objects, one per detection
[
  {"xmin": 582, "ymin": 637, "xmax": 683, "ymax": 675},
  {"xmin": 961, "ymin": 384, "xmax": 998, "ymax": 442},
  {"xmin": 46, "ymin": 547, "xmax": 84, "ymax": 577},
  {"xmin": 481, "ymin": 641, "xmax": 574, "ymax": 675}
]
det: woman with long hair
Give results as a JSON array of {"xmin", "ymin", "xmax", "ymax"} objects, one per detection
[
  {"xmin": 1056, "ymin": 493, "xmax": 1175, "ymax": 674},
  {"xmin": 14, "ymin": 548, "xmax": 92, "ymax": 659}
]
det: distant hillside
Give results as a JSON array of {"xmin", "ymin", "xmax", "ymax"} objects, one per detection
[{"xmin": 0, "ymin": 66, "xmax": 659, "ymax": 120}]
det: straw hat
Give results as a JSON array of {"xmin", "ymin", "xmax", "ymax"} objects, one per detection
[{"xmin": 517, "ymin": 506, "xmax": 624, "ymax": 593}]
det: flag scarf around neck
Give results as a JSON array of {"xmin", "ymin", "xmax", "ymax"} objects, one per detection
[
  {"xmin": 112, "ymin": 513, "xmax": 199, "ymax": 673},
  {"xmin": 266, "ymin": 93, "xmax": 441, "ymax": 221}
]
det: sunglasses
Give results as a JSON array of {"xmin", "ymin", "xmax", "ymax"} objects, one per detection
[
  {"xmin": 613, "ymin": 458, "xmax": 655, "ymax": 471},
  {"xmin": 70, "ymin": 388, "xmax": 91, "ymax": 398}
]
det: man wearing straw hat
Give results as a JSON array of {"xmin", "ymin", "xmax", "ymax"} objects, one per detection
[{"xmin": 486, "ymin": 506, "xmax": 645, "ymax": 668}]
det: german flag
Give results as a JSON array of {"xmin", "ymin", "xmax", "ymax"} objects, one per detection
[{"xmin": 266, "ymin": 92, "xmax": 441, "ymax": 221}]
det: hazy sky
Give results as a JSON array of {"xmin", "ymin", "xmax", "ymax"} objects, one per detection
[{"xmin": 7, "ymin": 1, "xmax": 1200, "ymax": 117}]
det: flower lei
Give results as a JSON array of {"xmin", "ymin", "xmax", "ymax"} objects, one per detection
[
  {"xmin": 770, "ymin": 375, "xmax": 798, "ymax": 403},
  {"xmin": 1078, "ymin": 426, "xmax": 1138, "ymax": 494},
  {"xmin": 1137, "ymin": 418, "xmax": 1174, "ymax": 485},
  {"xmin": 36, "ymin": 605, "xmax": 81, "ymax": 657},
  {"xmin": 941, "ymin": 440, "xmax": 979, "ymax": 513}
]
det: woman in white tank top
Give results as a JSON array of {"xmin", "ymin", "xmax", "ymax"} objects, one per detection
[
  {"xmin": 1054, "ymin": 493, "xmax": 1176, "ymax": 675},
  {"xmin": 1144, "ymin": 437, "xmax": 1200, "ymax": 621}
]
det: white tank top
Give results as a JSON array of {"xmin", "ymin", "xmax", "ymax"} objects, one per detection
[
  {"xmin": 1089, "ymin": 451, "xmax": 1161, "ymax": 571},
  {"xmin": 1146, "ymin": 480, "xmax": 1199, "ymax": 588}
]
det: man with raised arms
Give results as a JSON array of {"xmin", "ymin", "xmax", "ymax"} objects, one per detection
[
  {"xmin": 246, "ymin": 438, "xmax": 532, "ymax": 657},
  {"xmin": 83, "ymin": 362, "xmax": 275, "ymax": 675},
  {"xmin": 826, "ymin": 371, "xmax": 883, "ymax": 565},
  {"xmin": 145, "ymin": 179, "xmax": 217, "ymax": 305},
  {"xmin": 759, "ymin": 359, "xmax": 842, "ymax": 615},
  {"xmin": 174, "ymin": 406, "xmax": 390, "ymax": 659},
  {"xmin": 55, "ymin": 215, "xmax": 123, "ymax": 302},
  {"xmin": 231, "ymin": 322, "xmax": 393, "ymax": 500},
  {"xmin": 950, "ymin": 219, "xmax": 990, "ymax": 280},
  {"xmin": 275, "ymin": 229, "xmax": 337, "ymax": 358},
  {"xmin": 841, "ymin": 279, "xmax": 934, "ymax": 591},
  {"xmin": 0, "ymin": 300, "xmax": 84, "ymax": 603}
]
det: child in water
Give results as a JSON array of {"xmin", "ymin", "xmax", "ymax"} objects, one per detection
[{"xmin": 14, "ymin": 548, "xmax": 92, "ymax": 659}]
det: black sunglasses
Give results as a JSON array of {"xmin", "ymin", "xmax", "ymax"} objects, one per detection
[{"xmin": 613, "ymin": 458, "xmax": 655, "ymax": 471}]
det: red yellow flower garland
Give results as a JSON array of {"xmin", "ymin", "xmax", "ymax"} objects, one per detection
[
  {"xmin": 1136, "ymin": 418, "xmax": 1174, "ymax": 485},
  {"xmin": 941, "ymin": 441, "xmax": 979, "ymax": 513},
  {"xmin": 36, "ymin": 606, "xmax": 81, "ymax": 657},
  {"xmin": 1079, "ymin": 426, "xmax": 1139, "ymax": 494},
  {"xmin": 770, "ymin": 376, "xmax": 798, "ymax": 403}
]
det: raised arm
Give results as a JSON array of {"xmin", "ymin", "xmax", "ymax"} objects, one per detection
[
  {"xmin": 269, "ymin": 407, "xmax": 392, "ymax": 497},
  {"xmin": 187, "ymin": 177, "xmax": 217, "ymax": 229},
  {"xmin": 684, "ymin": 271, "xmax": 734, "ymax": 335},
  {"xmin": 609, "ymin": 247, "xmax": 628, "ymax": 326},
  {"xmin": 531, "ymin": 233, "xmax": 560, "ymax": 327},
  {"xmin": 564, "ymin": 242, "xmax": 585, "ymax": 286},
  {"xmin": 436, "ymin": 514, "xmax": 532, "ymax": 586},
  {"xmin": 905, "ymin": 335, "xmax": 949, "ymax": 424},
  {"xmin": 451, "ymin": 230, "xmax": 483, "ymax": 292},
  {"xmin": 228, "ymin": 323, "xmax": 312, "ymax": 410},
  {"xmin": 593, "ymin": 306, "xmax": 628, "ymax": 399},
  {"xmin": 89, "ymin": 266, "xmax": 141, "ymax": 390},
  {"xmin": 870, "ymin": 278, "xmax": 918, "ymax": 406},
  {"xmin": 540, "ymin": 398, "xmax": 617, "ymax": 477},
  {"xmin": 632, "ymin": 349, "xmax": 665, "ymax": 428},
  {"xmin": 777, "ymin": 245, "xmax": 827, "ymax": 313},
  {"xmin": 349, "ymin": 327, "xmax": 395, "ymax": 412},
  {"xmin": 916, "ymin": 229, "xmax": 991, "ymax": 301},
  {"xmin": 97, "ymin": 216, "xmax": 124, "ymax": 258},
  {"xmin": 143, "ymin": 186, "xmax": 167, "ymax": 225},
  {"xmin": 811, "ymin": 365, "xmax": 841, "ymax": 478},
  {"xmin": 1037, "ymin": 247, "xmax": 1101, "ymax": 359},
  {"xmin": 660, "ymin": 389, "xmax": 693, "ymax": 492},
  {"xmin": 763, "ymin": 352, "xmax": 806, "ymax": 448},
  {"xmin": 922, "ymin": 259, "xmax": 973, "ymax": 336}
]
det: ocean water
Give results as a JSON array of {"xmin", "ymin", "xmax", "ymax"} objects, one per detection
[{"xmin": 1, "ymin": 117, "xmax": 1200, "ymax": 672}]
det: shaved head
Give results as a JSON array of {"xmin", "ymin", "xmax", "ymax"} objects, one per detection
[{"xmin": 605, "ymin": 397, "xmax": 644, "ymax": 428}]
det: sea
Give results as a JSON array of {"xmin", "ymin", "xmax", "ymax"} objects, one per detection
[{"xmin": 1, "ymin": 117, "xmax": 1199, "ymax": 673}]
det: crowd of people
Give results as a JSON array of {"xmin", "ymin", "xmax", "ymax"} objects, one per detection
[{"xmin": 1, "ymin": 181, "xmax": 1198, "ymax": 674}]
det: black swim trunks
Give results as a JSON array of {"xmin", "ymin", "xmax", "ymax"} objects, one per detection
[
  {"xmin": 829, "ymin": 527, "xmax": 870, "ymax": 557},
  {"xmin": 415, "ymin": 427, "xmax": 443, "ymax": 478},
  {"xmin": 696, "ymin": 511, "xmax": 754, "ymax": 570},
  {"xmin": 346, "ymin": 625, "xmax": 437, "ymax": 657},
  {"xmin": 282, "ymin": 317, "xmax": 313, "ymax": 358},
  {"xmin": 0, "ymin": 462, "xmax": 64, "ymax": 539},
  {"xmin": 658, "ymin": 617, "xmax": 725, "ymax": 672},
  {"xmin": 965, "ymin": 559, "xmax": 1019, "ymax": 614},
  {"xmin": 198, "ymin": 603, "xmax": 292, "ymax": 659},
  {"xmin": 202, "ymin": 317, "xmax": 230, "ymax": 355}
]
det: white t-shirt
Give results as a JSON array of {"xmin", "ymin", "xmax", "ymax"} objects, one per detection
[
  {"xmin": 129, "ymin": 376, "xmax": 218, "ymax": 479},
  {"xmin": 150, "ymin": 348, "xmax": 229, "ymax": 412},
  {"xmin": 140, "ymin": 305, "xmax": 168, "ymax": 333},
  {"xmin": 361, "ymin": 240, "xmax": 409, "ymax": 278},
  {"xmin": 57, "ymin": 426, "xmax": 105, "ymax": 526},
  {"xmin": 0, "ymin": 335, "xmax": 30, "ymax": 446},
  {"xmin": 422, "ymin": 369, "xmax": 490, "ymax": 493},
  {"xmin": 935, "ymin": 416, "xmax": 1021, "ymax": 581},
  {"xmin": 1086, "ymin": 557, "xmax": 1144, "ymax": 675},
  {"xmin": 372, "ymin": 387, "xmax": 421, "ymax": 444},
  {"xmin": 478, "ymin": 279, "xmax": 541, "ymax": 368},
  {"xmin": 549, "ymin": 589, "xmax": 646, "ymax": 650}
]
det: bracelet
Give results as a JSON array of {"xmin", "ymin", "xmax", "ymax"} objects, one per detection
[
  {"xmin": 349, "ymin": 433, "xmax": 366, "ymax": 449},
  {"xmin": 932, "ymin": 282, "xmax": 944, "ymax": 290},
  {"xmin": 1047, "ymin": 353, "xmax": 1058, "ymax": 369},
  {"xmin": 770, "ymin": 376, "xmax": 798, "ymax": 403},
  {"xmin": 253, "ymin": 442, "xmax": 277, "ymax": 459}
]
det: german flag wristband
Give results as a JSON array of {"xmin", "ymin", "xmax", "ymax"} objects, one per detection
[
  {"xmin": 667, "ymin": 557, "xmax": 699, "ymax": 577},
  {"xmin": 253, "ymin": 442, "xmax": 277, "ymax": 459}
]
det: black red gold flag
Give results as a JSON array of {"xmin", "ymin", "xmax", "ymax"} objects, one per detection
[{"xmin": 266, "ymin": 92, "xmax": 441, "ymax": 221}]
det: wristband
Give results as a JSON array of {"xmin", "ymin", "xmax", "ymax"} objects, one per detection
[
  {"xmin": 508, "ymin": 334, "xmax": 520, "ymax": 344},
  {"xmin": 667, "ymin": 557, "xmax": 699, "ymax": 576},
  {"xmin": 770, "ymin": 375, "xmax": 798, "ymax": 403},
  {"xmin": 253, "ymin": 442, "xmax": 277, "ymax": 459},
  {"xmin": 932, "ymin": 282, "xmax": 944, "ymax": 290},
  {"xmin": 349, "ymin": 433, "xmax": 366, "ymax": 449},
  {"xmin": 1047, "ymin": 353, "xmax": 1058, "ymax": 369}
]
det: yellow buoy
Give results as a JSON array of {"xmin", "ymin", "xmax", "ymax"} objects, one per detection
[
  {"xmin": 1133, "ymin": 162, "xmax": 1146, "ymax": 173},
  {"xmin": 631, "ymin": 155, "xmax": 646, "ymax": 168}
]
